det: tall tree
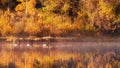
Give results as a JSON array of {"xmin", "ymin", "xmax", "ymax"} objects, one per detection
[
  {"xmin": 67, "ymin": 0, "xmax": 80, "ymax": 23},
  {"xmin": 0, "ymin": 0, "xmax": 21, "ymax": 11}
]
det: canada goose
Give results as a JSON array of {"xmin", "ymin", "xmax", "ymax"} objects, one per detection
[
  {"xmin": 26, "ymin": 44, "xmax": 30, "ymax": 47},
  {"xmin": 42, "ymin": 42, "xmax": 50, "ymax": 48},
  {"xmin": 13, "ymin": 43, "xmax": 18, "ymax": 47}
]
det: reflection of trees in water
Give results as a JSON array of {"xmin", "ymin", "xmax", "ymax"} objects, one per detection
[{"xmin": 0, "ymin": 46, "xmax": 120, "ymax": 68}]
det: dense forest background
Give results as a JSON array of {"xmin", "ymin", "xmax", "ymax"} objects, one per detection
[{"xmin": 0, "ymin": 0, "xmax": 120, "ymax": 37}]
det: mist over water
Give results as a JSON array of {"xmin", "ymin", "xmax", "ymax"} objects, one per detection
[{"xmin": 0, "ymin": 40, "xmax": 120, "ymax": 54}]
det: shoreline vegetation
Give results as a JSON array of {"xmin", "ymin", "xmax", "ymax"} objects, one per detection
[{"xmin": 0, "ymin": 0, "xmax": 120, "ymax": 37}]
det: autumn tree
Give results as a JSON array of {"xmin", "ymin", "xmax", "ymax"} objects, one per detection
[{"xmin": 0, "ymin": 0, "xmax": 21, "ymax": 11}]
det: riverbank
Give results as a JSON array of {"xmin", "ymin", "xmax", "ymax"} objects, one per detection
[{"xmin": 0, "ymin": 35, "xmax": 120, "ymax": 42}]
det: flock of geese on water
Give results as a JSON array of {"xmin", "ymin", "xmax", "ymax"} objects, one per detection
[{"xmin": 6, "ymin": 37, "xmax": 52, "ymax": 49}]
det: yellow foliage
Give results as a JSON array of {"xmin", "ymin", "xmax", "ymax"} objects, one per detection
[
  {"xmin": 1, "ymin": 0, "xmax": 7, "ymax": 5},
  {"xmin": 105, "ymin": 63, "xmax": 113, "ymax": 68},
  {"xmin": 15, "ymin": 3, "xmax": 26, "ymax": 11},
  {"xmin": 99, "ymin": 0, "xmax": 114, "ymax": 17},
  {"xmin": 62, "ymin": 3, "xmax": 70, "ymax": 12},
  {"xmin": 0, "ymin": 0, "xmax": 120, "ymax": 36},
  {"xmin": 24, "ymin": 21, "xmax": 41, "ymax": 36},
  {"xmin": 0, "ymin": 15, "xmax": 12, "ymax": 36}
]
